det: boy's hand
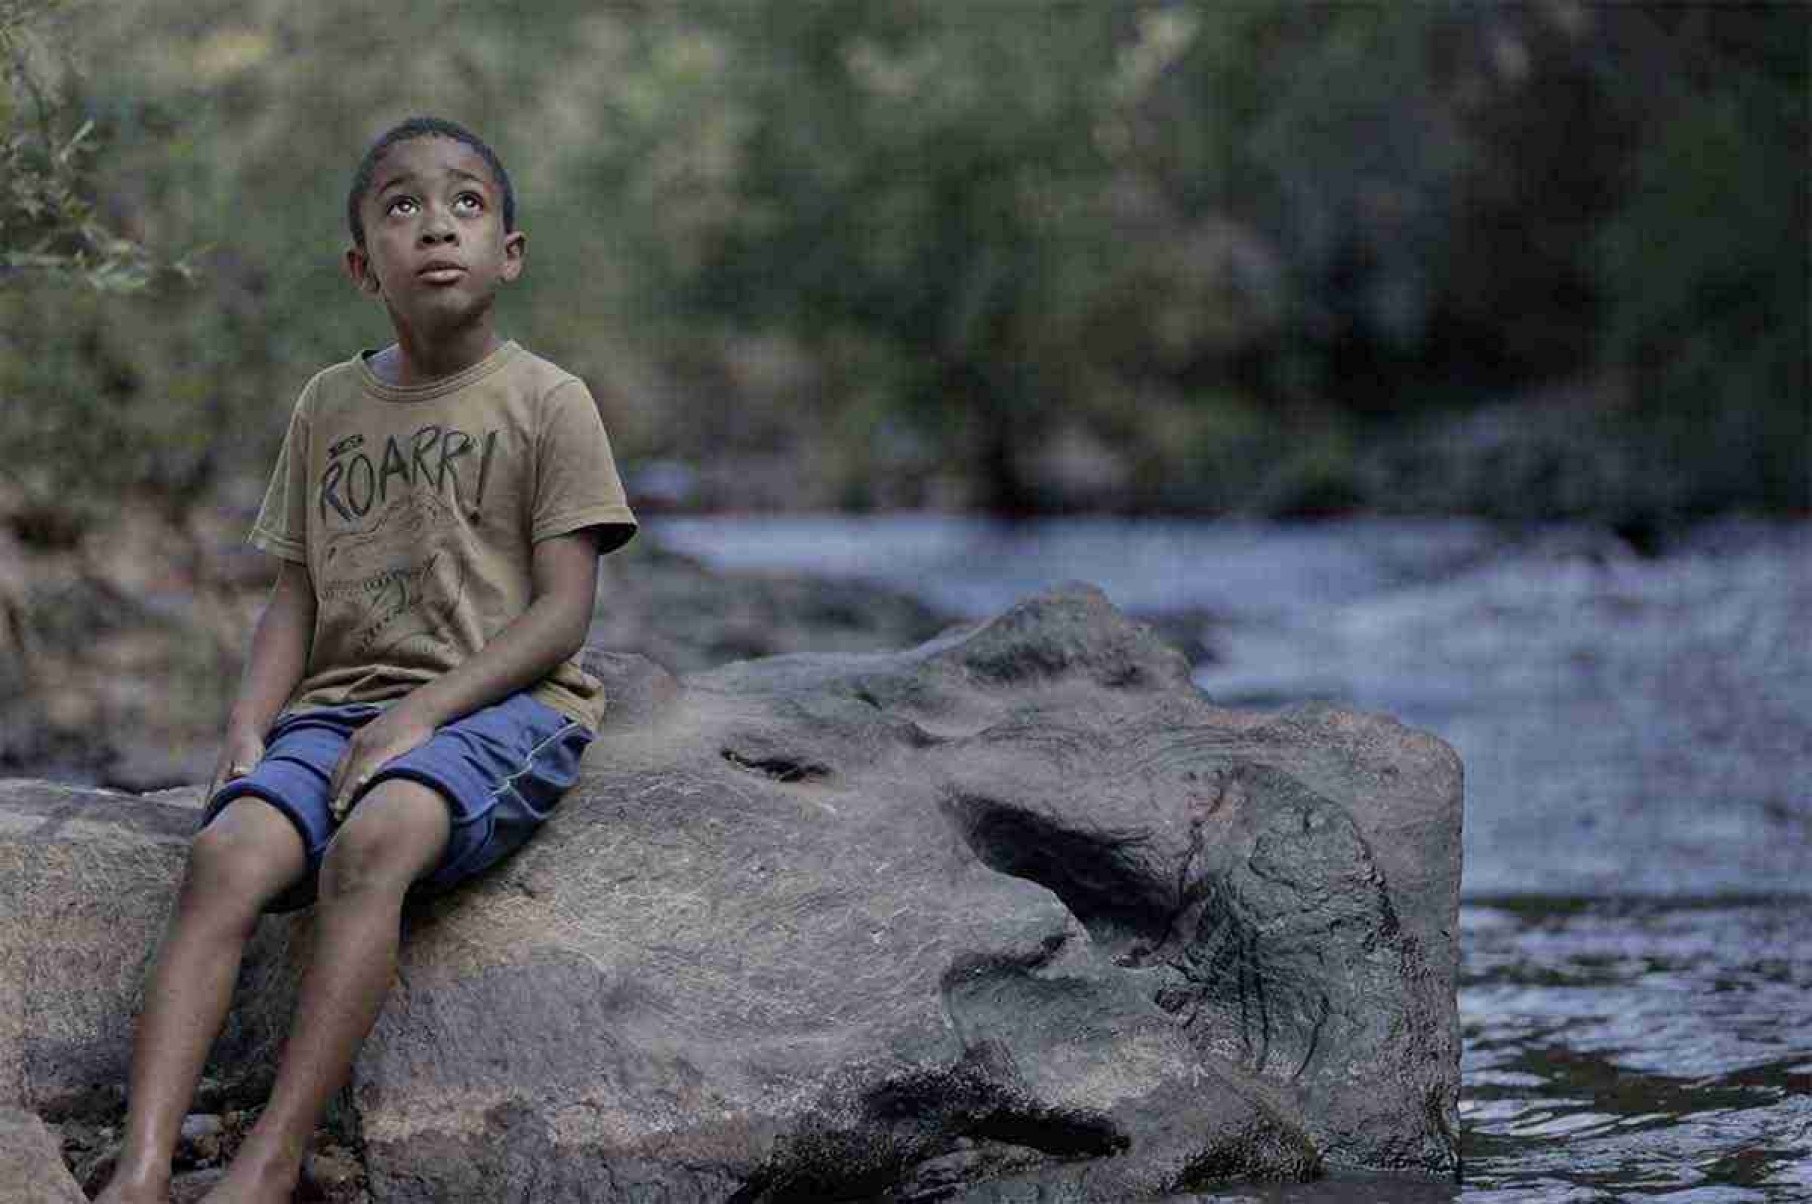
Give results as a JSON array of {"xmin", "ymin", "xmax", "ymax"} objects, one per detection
[
  {"xmin": 327, "ymin": 704, "xmax": 438, "ymax": 822},
  {"xmin": 206, "ymin": 726, "xmax": 266, "ymax": 802}
]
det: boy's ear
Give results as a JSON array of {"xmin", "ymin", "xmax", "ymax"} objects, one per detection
[
  {"xmin": 344, "ymin": 245, "xmax": 382, "ymax": 296},
  {"xmin": 500, "ymin": 230, "xmax": 526, "ymax": 283}
]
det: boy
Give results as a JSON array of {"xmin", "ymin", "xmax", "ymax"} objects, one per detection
[{"xmin": 97, "ymin": 116, "xmax": 636, "ymax": 1204}]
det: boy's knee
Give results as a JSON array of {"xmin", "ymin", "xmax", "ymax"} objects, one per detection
[
  {"xmin": 318, "ymin": 781, "xmax": 450, "ymax": 902},
  {"xmin": 185, "ymin": 804, "xmax": 305, "ymax": 911}
]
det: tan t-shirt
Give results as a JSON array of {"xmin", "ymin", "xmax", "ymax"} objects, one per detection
[{"xmin": 250, "ymin": 340, "xmax": 637, "ymax": 731}]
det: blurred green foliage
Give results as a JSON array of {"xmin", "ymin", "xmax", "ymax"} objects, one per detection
[
  {"xmin": 1, "ymin": 0, "xmax": 1805, "ymax": 531},
  {"xmin": 1592, "ymin": 15, "xmax": 1808, "ymax": 515},
  {"xmin": 2, "ymin": 1, "xmax": 157, "ymax": 288}
]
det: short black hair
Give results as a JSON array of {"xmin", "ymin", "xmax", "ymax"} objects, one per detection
[{"xmin": 346, "ymin": 116, "xmax": 515, "ymax": 248}]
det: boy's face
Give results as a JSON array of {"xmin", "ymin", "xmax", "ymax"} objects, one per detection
[{"xmin": 344, "ymin": 136, "xmax": 524, "ymax": 337}]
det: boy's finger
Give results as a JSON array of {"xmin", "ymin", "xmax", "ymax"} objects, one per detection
[
  {"xmin": 329, "ymin": 768, "xmax": 374, "ymax": 822},
  {"xmin": 327, "ymin": 754, "xmax": 351, "ymax": 803}
]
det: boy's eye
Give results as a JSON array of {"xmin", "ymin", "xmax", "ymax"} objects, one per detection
[
  {"xmin": 386, "ymin": 196, "xmax": 418, "ymax": 216},
  {"xmin": 454, "ymin": 192, "xmax": 484, "ymax": 213}
]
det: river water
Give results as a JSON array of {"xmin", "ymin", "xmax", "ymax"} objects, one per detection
[{"xmin": 647, "ymin": 515, "xmax": 1812, "ymax": 1201}]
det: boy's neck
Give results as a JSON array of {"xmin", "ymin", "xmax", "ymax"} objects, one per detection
[{"xmin": 372, "ymin": 325, "xmax": 503, "ymax": 387}]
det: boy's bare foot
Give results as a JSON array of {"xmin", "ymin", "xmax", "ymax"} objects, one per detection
[
  {"xmin": 196, "ymin": 1149, "xmax": 299, "ymax": 1204},
  {"xmin": 91, "ymin": 1167, "xmax": 170, "ymax": 1204}
]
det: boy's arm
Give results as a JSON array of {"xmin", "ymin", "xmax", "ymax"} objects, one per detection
[
  {"xmin": 325, "ymin": 529, "xmax": 601, "ymax": 816},
  {"xmin": 209, "ymin": 558, "xmax": 316, "ymax": 795}
]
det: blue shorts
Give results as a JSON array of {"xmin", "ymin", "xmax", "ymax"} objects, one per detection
[{"xmin": 202, "ymin": 691, "xmax": 593, "ymax": 913}]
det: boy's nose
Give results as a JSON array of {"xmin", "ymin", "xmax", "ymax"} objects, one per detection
[{"xmin": 420, "ymin": 210, "xmax": 458, "ymax": 244}]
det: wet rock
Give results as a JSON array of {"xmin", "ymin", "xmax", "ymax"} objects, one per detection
[
  {"xmin": 234, "ymin": 586, "xmax": 1460, "ymax": 1198},
  {"xmin": 301, "ymin": 1144, "xmax": 369, "ymax": 1203},
  {"xmin": 170, "ymin": 1166, "xmax": 226, "ymax": 1203},
  {"xmin": 1131, "ymin": 607, "xmax": 1223, "ymax": 667},
  {"xmin": 179, "ymin": 1112, "xmax": 226, "ymax": 1165},
  {"xmin": 590, "ymin": 538, "xmax": 953, "ymax": 675},
  {"xmin": 0, "ymin": 1106, "xmax": 86, "ymax": 1203},
  {"xmin": 54, "ymin": 1114, "xmax": 118, "ymax": 1198},
  {"xmin": 4, "ymin": 586, "xmax": 1461, "ymax": 1200}
]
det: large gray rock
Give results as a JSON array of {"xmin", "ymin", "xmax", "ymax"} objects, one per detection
[
  {"xmin": 0, "ymin": 1106, "xmax": 87, "ymax": 1203},
  {"xmin": 2, "ymin": 585, "xmax": 1462, "ymax": 1200},
  {"xmin": 239, "ymin": 585, "xmax": 1462, "ymax": 1200},
  {"xmin": 0, "ymin": 780, "xmax": 200, "ymax": 1113}
]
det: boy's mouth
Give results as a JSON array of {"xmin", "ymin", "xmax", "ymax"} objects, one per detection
[{"xmin": 417, "ymin": 262, "xmax": 466, "ymax": 284}]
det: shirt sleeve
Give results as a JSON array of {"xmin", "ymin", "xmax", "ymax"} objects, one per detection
[
  {"xmin": 531, "ymin": 378, "xmax": 638, "ymax": 554},
  {"xmin": 248, "ymin": 388, "xmax": 311, "ymax": 563}
]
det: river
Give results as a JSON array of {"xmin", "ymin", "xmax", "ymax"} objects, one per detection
[{"xmin": 647, "ymin": 514, "xmax": 1812, "ymax": 1201}]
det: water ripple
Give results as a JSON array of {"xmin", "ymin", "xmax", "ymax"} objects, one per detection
[{"xmin": 1461, "ymin": 899, "xmax": 1812, "ymax": 1200}]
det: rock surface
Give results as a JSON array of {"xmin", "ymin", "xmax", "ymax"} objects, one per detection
[
  {"xmin": 0, "ymin": 781, "xmax": 198, "ymax": 1113},
  {"xmin": 2, "ymin": 586, "xmax": 1461, "ymax": 1200},
  {"xmin": 0, "ymin": 1107, "xmax": 87, "ymax": 1204},
  {"xmin": 590, "ymin": 540, "xmax": 953, "ymax": 676}
]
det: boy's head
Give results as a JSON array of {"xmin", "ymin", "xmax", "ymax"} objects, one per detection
[
  {"xmin": 343, "ymin": 116, "xmax": 526, "ymax": 337},
  {"xmin": 346, "ymin": 116, "xmax": 514, "ymax": 249}
]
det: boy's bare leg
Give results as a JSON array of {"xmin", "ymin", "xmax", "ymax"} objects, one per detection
[
  {"xmin": 97, "ymin": 799, "xmax": 308, "ymax": 1204},
  {"xmin": 203, "ymin": 779, "xmax": 450, "ymax": 1204}
]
